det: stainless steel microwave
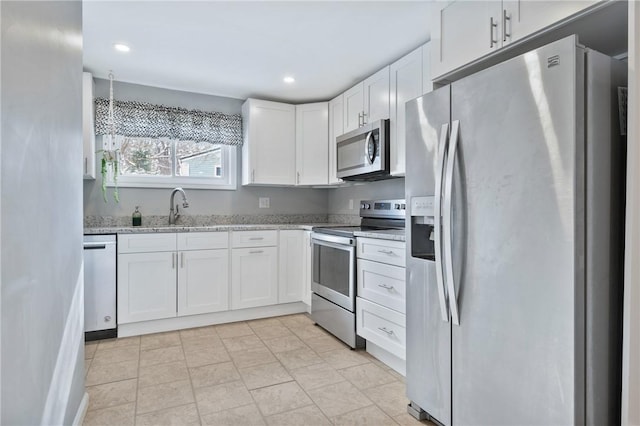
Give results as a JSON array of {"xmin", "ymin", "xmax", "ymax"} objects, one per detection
[{"xmin": 336, "ymin": 119, "xmax": 390, "ymax": 181}]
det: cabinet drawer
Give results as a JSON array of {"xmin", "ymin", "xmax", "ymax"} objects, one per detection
[
  {"xmin": 177, "ymin": 231, "xmax": 228, "ymax": 251},
  {"xmin": 357, "ymin": 238, "xmax": 405, "ymax": 267},
  {"xmin": 356, "ymin": 297, "xmax": 406, "ymax": 360},
  {"xmin": 357, "ymin": 259, "xmax": 406, "ymax": 313},
  {"xmin": 118, "ymin": 233, "xmax": 177, "ymax": 254},
  {"xmin": 231, "ymin": 230, "xmax": 278, "ymax": 248}
]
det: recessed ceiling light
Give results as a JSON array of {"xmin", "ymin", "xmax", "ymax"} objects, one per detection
[
  {"xmin": 113, "ymin": 43, "xmax": 130, "ymax": 53},
  {"xmin": 283, "ymin": 76, "xmax": 295, "ymax": 84}
]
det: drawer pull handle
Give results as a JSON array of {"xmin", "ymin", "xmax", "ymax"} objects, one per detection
[
  {"xmin": 249, "ymin": 237, "xmax": 264, "ymax": 241},
  {"xmin": 249, "ymin": 250, "xmax": 264, "ymax": 254},
  {"xmin": 378, "ymin": 249, "xmax": 396, "ymax": 255},
  {"xmin": 378, "ymin": 284, "xmax": 395, "ymax": 291},
  {"xmin": 378, "ymin": 327, "xmax": 395, "ymax": 336}
]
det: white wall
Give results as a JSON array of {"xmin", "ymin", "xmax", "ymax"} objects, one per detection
[
  {"xmin": 622, "ymin": 2, "xmax": 640, "ymax": 424},
  {"xmin": 83, "ymin": 80, "xmax": 328, "ymax": 219},
  {"xmin": 1, "ymin": 2, "xmax": 85, "ymax": 424}
]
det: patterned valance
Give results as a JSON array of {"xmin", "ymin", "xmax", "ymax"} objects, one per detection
[{"xmin": 94, "ymin": 98, "xmax": 243, "ymax": 146}]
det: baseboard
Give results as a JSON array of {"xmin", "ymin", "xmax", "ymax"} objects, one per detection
[
  {"xmin": 366, "ymin": 341, "xmax": 406, "ymax": 376},
  {"xmin": 72, "ymin": 392, "xmax": 89, "ymax": 426}
]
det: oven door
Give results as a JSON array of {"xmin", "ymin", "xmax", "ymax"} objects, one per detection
[{"xmin": 311, "ymin": 233, "xmax": 356, "ymax": 312}]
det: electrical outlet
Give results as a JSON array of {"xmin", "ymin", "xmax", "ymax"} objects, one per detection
[
  {"xmin": 348, "ymin": 199, "xmax": 354, "ymax": 210},
  {"xmin": 259, "ymin": 197, "xmax": 270, "ymax": 209}
]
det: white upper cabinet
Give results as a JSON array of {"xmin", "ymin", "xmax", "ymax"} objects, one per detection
[
  {"xmin": 242, "ymin": 99, "xmax": 296, "ymax": 186},
  {"xmin": 296, "ymin": 102, "xmax": 329, "ymax": 186},
  {"xmin": 422, "ymin": 42, "xmax": 433, "ymax": 95},
  {"xmin": 390, "ymin": 46, "xmax": 424, "ymax": 176},
  {"xmin": 363, "ymin": 66, "xmax": 390, "ymax": 125},
  {"xmin": 343, "ymin": 82, "xmax": 365, "ymax": 133},
  {"xmin": 431, "ymin": 0, "xmax": 601, "ymax": 80},
  {"xmin": 328, "ymin": 94, "xmax": 344, "ymax": 185},
  {"xmin": 82, "ymin": 72, "xmax": 96, "ymax": 179}
]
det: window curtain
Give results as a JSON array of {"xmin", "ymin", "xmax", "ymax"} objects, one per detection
[{"xmin": 94, "ymin": 98, "xmax": 243, "ymax": 146}]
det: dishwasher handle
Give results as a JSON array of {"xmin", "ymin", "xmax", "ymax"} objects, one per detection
[{"xmin": 84, "ymin": 243, "xmax": 108, "ymax": 250}]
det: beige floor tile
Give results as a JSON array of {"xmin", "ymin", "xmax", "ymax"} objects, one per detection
[
  {"xmin": 274, "ymin": 347, "xmax": 323, "ymax": 370},
  {"xmin": 215, "ymin": 322, "xmax": 254, "ymax": 338},
  {"xmin": 139, "ymin": 360, "xmax": 189, "ymax": 388},
  {"xmin": 85, "ymin": 343, "xmax": 98, "ymax": 359},
  {"xmin": 84, "ymin": 359, "xmax": 92, "ymax": 378},
  {"xmin": 201, "ymin": 403, "xmax": 266, "ymax": 426},
  {"xmin": 136, "ymin": 379, "xmax": 194, "ymax": 415},
  {"xmin": 184, "ymin": 346, "xmax": 230, "ymax": 368},
  {"xmin": 248, "ymin": 317, "xmax": 284, "ymax": 330},
  {"xmin": 332, "ymin": 404, "xmax": 396, "ymax": 426},
  {"xmin": 85, "ymin": 359, "xmax": 138, "ymax": 386},
  {"xmin": 264, "ymin": 404, "xmax": 331, "ymax": 426},
  {"xmin": 289, "ymin": 325, "xmax": 327, "ymax": 341},
  {"xmin": 91, "ymin": 345, "xmax": 140, "ymax": 366},
  {"xmin": 279, "ymin": 314, "xmax": 314, "ymax": 329},
  {"xmin": 83, "ymin": 402, "xmax": 135, "ymax": 426},
  {"xmin": 221, "ymin": 334, "xmax": 265, "ymax": 352},
  {"xmin": 96, "ymin": 336, "xmax": 140, "ymax": 350},
  {"xmin": 306, "ymin": 381, "xmax": 372, "ymax": 418},
  {"xmin": 387, "ymin": 368, "xmax": 406, "ymax": 383},
  {"xmin": 179, "ymin": 325, "xmax": 218, "ymax": 342},
  {"xmin": 363, "ymin": 381, "xmax": 409, "ymax": 418},
  {"xmin": 229, "ymin": 346, "xmax": 276, "ymax": 369},
  {"xmin": 304, "ymin": 335, "xmax": 347, "ymax": 354},
  {"xmin": 289, "ymin": 363, "xmax": 345, "ymax": 391},
  {"xmin": 190, "ymin": 361, "xmax": 241, "ymax": 389},
  {"xmin": 86, "ymin": 379, "xmax": 137, "ymax": 411},
  {"xmin": 319, "ymin": 348, "xmax": 370, "ymax": 370},
  {"xmin": 394, "ymin": 412, "xmax": 437, "ymax": 426},
  {"xmin": 251, "ymin": 325, "xmax": 293, "ymax": 340},
  {"xmin": 238, "ymin": 362, "xmax": 293, "ymax": 390},
  {"xmin": 140, "ymin": 331, "xmax": 181, "ymax": 351},
  {"xmin": 262, "ymin": 335, "xmax": 308, "ymax": 354},
  {"xmin": 181, "ymin": 336, "xmax": 224, "ymax": 352},
  {"xmin": 194, "ymin": 380, "xmax": 252, "ymax": 415},
  {"xmin": 340, "ymin": 363, "xmax": 398, "ymax": 390},
  {"xmin": 135, "ymin": 402, "xmax": 201, "ymax": 426},
  {"xmin": 250, "ymin": 381, "xmax": 312, "ymax": 417},
  {"xmin": 140, "ymin": 345, "xmax": 185, "ymax": 367}
]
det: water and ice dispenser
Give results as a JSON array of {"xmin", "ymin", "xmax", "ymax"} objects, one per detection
[{"xmin": 410, "ymin": 196, "xmax": 436, "ymax": 261}]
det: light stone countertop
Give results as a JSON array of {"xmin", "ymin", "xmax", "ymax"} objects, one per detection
[
  {"xmin": 83, "ymin": 223, "xmax": 346, "ymax": 235},
  {"xmin": 353, "ymin": 229, "xmax": 406, "ymax": 242}
]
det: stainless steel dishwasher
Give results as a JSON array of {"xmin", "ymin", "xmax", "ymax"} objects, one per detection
[{"xmin": 83, "ymin": 234, "xmax": 117, "ymax": 340}]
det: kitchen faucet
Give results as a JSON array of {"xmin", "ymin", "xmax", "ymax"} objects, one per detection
[{"xmin": 169, "ymin": 187, "xmax": 189, "ymax": 225}]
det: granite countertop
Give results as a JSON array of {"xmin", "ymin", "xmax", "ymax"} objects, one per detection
[
  {"xmin": 353, "ymin": 229, "xmax": 406, "ymax": 242},
  {"xmin": 84, "ymin": 223, "xmax": 347, "ymax": 235}
]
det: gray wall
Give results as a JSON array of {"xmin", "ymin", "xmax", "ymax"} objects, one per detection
[
  {"xmin": 327, "ymin": 178, "xmax": 406, "ymax": 214},
  {"xmin": 1, "ymin": 1, "xmax": 85, "ymax": 425},
  {"xmin": 83, "ymin": 80, "xmax": 328, "ymax": 218}
]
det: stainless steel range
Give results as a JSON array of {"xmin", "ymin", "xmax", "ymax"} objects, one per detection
[{"xmin": 311, "ymin": 199, "xmax": 406, "ymax": 348}]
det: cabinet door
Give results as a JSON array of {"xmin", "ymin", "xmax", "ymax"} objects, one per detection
[
  {"xmin": 390, "ymin": 47, "xmax": 423, "ymax": 177},
  {"xmin": 296, "ymin": 103, "xmax": 329, "ymax": 186},
  {"xmin": 431, "ymin": 1, "xmax": 502, "ymax": 79},
  {"xmin": 231, "ymin": 247, "xmax": 278, "ymax": 310},
  {"xmin": 118, "ymin": 252, "xmax": 177, "ymax": 323},
  {"xmin": 278, "ymin": 231, "xmax": 304, "ymax": 303},
  {"xmin": 328, "ymin": 94, "xmax": 344, "ymax": 185},
  {"xmin": 82, "ymin": 72, "xmax": 96, "ymax": 179},
  {"xmin": 242, "ymin": 99, "xmax": 296, "ymax": 185},
  {"xmin": 343, "ymin": 82, "xmax": 364, "ymax": 133},
  {"xmin": 502, "ymin": 0, "xmax": 600, "ymax": 44},
  {"xmin": 364, "ymin": 66, "xmax": 390, "ymax": 124},
  {"xmin": 178, "ymin": 249, "xmax": 229, "ymax": 316},
  {"xmin": 422, "ymin": 42, "xmax": 433, "ymax": 95}
]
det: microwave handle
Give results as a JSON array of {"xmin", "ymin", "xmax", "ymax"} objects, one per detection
[{"xmin": 364, "ymin": 131, "xmax": 374, "ymax": 165}]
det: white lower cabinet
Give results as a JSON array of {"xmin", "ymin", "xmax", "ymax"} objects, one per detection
[
  {"xmin": 231, "ymin": 246, "xmax": 278, "ymax": 310},
  {"xmin": 302, "ymin": 231, "xmax": 312, "ymax": 306},
  {"xmin": 356, "ymin": 297, "xmax": 406, "ymax": 360},
  {"xmin": 278, "ymin": 230, "xmax": 304, "ymax": 303},
  {"xmin": 118, "ymin": 251, "xmax": 177, "ymax": 323},
  {"xmin": 178, "ymin": 249, "xmax": 229, "ymax": 316}
]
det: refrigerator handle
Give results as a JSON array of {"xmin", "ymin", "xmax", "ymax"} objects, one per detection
[
  {"xmin": 434, "ymin": 123, "xmax": 450, "ymax": 322},
  {"xmin": 444, "ymin": 120, "xmax": 461, "ymax": 326}
]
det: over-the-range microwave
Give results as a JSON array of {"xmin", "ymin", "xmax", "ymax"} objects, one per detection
[{"xmin": 336, "ymin": 119, "xmax": 391, "ymax": 181}]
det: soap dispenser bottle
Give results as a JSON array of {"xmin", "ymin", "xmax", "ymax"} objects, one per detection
[{"xmin": 132, "ymin": 206, "xmax": 142, "ymax": 226}]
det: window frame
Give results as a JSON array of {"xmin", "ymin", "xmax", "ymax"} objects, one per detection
[{"xmin": 106, "ymin": 137, "xmax": 237, "ymax": 190}]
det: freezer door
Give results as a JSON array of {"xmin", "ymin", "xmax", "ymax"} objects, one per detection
[
  {"xmin": 449, "ymin": 36, "xmax": 582, "ymax": 424},
  {"xmin": 405, "ymin": 87, "xmax": 452, "ymax": 425}
]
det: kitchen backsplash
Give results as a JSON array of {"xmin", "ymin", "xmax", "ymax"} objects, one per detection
[{"xmin": 84, "ymin": 213, "xmax": 329, "ymax": 228}]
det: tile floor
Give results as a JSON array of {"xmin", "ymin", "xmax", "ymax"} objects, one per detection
[{"xmin": 83, "ymin": 313, "xmax": 435, "ymax": 426}]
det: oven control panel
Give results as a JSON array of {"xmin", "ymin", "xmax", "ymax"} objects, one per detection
[{"xmin": 360, "ymin": 199, "xmax": 406, "ymax": 218}]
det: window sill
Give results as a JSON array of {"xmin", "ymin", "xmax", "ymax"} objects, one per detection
[{"xmin": 106, "ymin": 180, "xmax": 237, "ymax": 191}]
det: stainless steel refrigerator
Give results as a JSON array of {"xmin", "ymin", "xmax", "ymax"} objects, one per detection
[{"xmin": 405, "ymin": 35, "xmax": 626, "ymax": 425}]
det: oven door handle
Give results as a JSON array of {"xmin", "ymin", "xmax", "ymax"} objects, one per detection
[
  {"xmin": 311, "ymin": 233, "xmax": 356, "ymax": 247},
  {"xmin": 311, "ymin": 238, "xmax": 356, "ymax": 252}
]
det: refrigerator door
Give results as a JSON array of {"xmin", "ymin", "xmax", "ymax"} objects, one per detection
[
  {"xmin": 449, "ymin": 36, "xmax": 583, "ymax": 424},
  {"xmin": 405, "ymin": 87, "xmax": 452, "ymax": 425}
]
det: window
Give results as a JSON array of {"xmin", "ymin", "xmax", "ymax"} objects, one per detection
[{"xmin": 110, "ymin": 137, "xmax": 236, "ymax": 189}]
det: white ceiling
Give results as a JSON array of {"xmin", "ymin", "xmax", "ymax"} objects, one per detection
[{"xmin": 83, "ymin": 1, "xmax": 431, "ymax": 103}]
